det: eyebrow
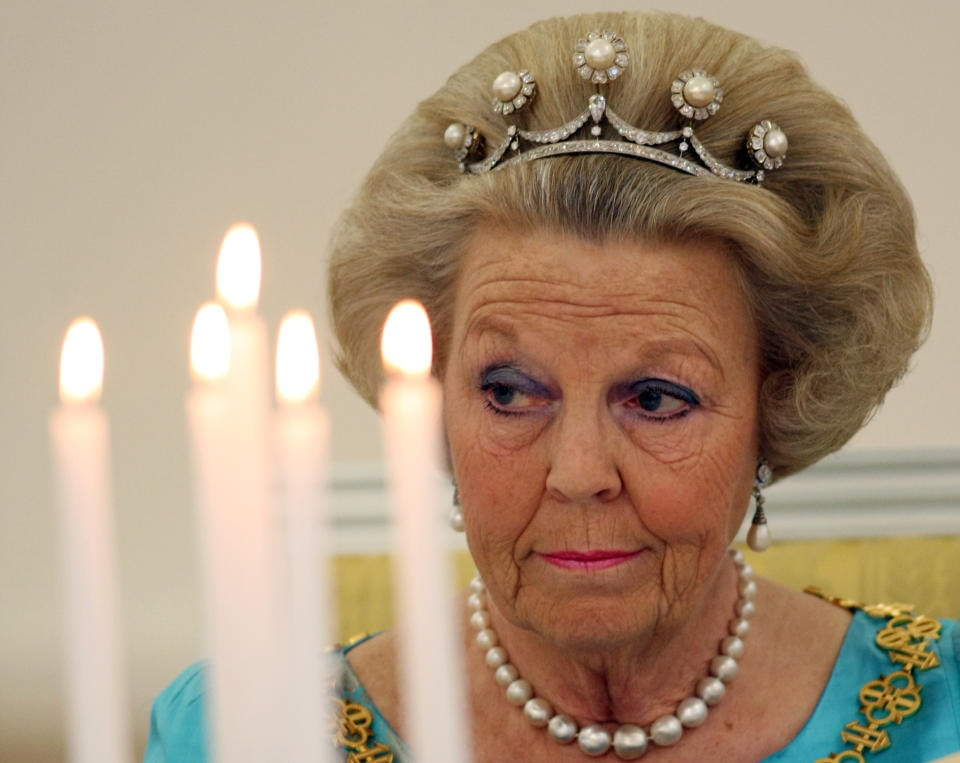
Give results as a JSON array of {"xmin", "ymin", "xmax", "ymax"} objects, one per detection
[
  {"xmin": 465, "ymin": 315, "xmax": 724, "ymax": 375},
  {"xmin": 465, "ymin": 316, "xmax": 518, "ymax": 344}
]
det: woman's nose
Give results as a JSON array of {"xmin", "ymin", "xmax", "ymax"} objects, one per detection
[{"xmin": 544, "ymin": 406, "xmax": 622, "ymax": 504}]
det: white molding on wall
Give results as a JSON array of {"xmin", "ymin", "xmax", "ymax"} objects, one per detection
[{"xmin": 327, "ymin": 447, "xmax": 960, "ymax": 554}]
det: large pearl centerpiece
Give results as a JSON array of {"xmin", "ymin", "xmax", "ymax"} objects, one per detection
[
  {"xmin": 583, "ymin": 38, "xmax": 617, "ymax": 70},
  {"xmin": 492, "ymin": 71, "xmax": 523, "ymax": 103},
  {"xmin": 682, "ymin": 75, "xmax": 716, "ymax": 108},
  {"xmin": 578, "ymin": 725, "xmax": 612, "ymax": 756},
  {"xmin": 612, "ymin": 725, "xmax": 648, "ymax": 759}
]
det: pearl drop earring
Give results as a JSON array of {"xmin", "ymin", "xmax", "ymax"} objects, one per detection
[
  {"xmin": 449, "ymin": 481, "xmax": 465, "ymax": 532},
  {"xmin": 747, "ymin": 458, "xmax": 772, "ymax": 552}
]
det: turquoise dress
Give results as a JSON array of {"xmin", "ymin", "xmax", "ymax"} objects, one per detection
[{"xmin": 144, "ymin": 610, "xmax": 960, "ymax": 762}]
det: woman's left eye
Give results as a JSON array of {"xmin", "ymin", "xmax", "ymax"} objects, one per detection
[{"xmin": 622, "ymin": 380, "xmax": 699, "ymax": 420}]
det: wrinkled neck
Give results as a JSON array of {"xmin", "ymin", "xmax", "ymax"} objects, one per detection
[{"xmin": 478, "ymin": 559, "xmax": 741, "ymax": 726}]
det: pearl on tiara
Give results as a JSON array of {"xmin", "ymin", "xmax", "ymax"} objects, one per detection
[
  {"xmin": 585, "ymin": 38, "xmax": 617, "ymax": 70},
  {"xmin": 747, "ymin": 120, "xmax": 789, "ymax": 171},
  {"xmin": 443, "ymin": 122, "xmax": 485, "ymax": 168},
  {"xmin": 443, "ymin": 123, "xmax": 467, "ymax": 150},
  {"xmin": 493, "ymin": 72, "xmax": 522, "ymax": 102},
  {"xmin": 573, "ymin": 30, "xmax": 629, "ymax": 84},
  {"xmin": 671, "ymin": 69, "xmax": 723, "ymax": 120},
  {"xmin": 682, "ymin": 75, "xmax": 716, "ymax": 108},
  {"xmin": 491, "ymin": 70, "xmax": 536, "ymax": 115}
]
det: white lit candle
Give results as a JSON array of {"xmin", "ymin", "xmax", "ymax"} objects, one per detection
[
  {"xmin": 380, "ymin": 300, "xmax": 471, "ymax": 763},
  {"xmin": 186, "ymin": 299, "xmax": 278, "ymax": 763},
  {"xmin": 49, "ymin": 318, "xmax": 131, "ymax": 763},
  {"xmin": 216, "ymin": 223, "xmax": 271, "ymax": 418},
  {"xmin": 275, "ymin": 310, "xmax": 333, "ymax": 763},
  {"xmin": 214, "ymin": 224, "xmax": 286, "ymax": 754},
  {"xmin": 186, "ymin": 302, "xmax": 243, "ymax": 762}
]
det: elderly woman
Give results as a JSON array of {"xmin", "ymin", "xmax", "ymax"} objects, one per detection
[{"xmin": 146, "ymin": 10, "xmax": 957, "ymax": 763}]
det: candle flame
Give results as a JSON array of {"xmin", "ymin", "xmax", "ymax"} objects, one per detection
[
  {"xmin": 190, "ymin": 302, "xmax": 231, "ymax": 382},
  {"xmin": 216, "ymin": 223, "xmax": 262, "ymax": 311},
  {"xmin": 380, "ymin": 300, "xmax": 433, "ymax": 377},
  {"xmin": 276, "ymin": 310, "xmax": 321, "ymax": 403},
  {"xmin": 59, "ymin": 318, "xmax": 104, "ymax": 403}
]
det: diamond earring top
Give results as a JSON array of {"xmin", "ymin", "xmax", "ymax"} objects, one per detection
[{"xmin": 443, "ymin": 30, "xmax": 788, "ymax": 184}]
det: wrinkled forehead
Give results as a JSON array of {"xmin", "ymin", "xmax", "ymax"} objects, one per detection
[{"xmin": 451, "ymin": 227, "xmax": 753, "ymax": 340}]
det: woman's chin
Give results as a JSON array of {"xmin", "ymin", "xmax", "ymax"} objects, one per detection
[{"xmin": 515, "ymin": 589, "xmax": 663, "ymax": 654}]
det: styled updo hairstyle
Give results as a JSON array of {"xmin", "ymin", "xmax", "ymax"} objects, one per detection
[{"xmin": 328, "ymin": 11, "xmax": 932, "ymax": 479}]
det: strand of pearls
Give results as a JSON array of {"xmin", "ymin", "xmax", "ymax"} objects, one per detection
[{"xmin": 467, "ymin": 548, "xmax": 757, "ymax": 759}]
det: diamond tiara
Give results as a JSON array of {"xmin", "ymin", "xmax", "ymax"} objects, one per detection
[{"xmin": 442, "ymin": 30, "xmax": 788, "ymax": 184}]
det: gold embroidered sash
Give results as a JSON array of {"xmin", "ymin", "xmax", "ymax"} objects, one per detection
[
  {"xmin": 806, "ymin": 588, "xmax": 943, "ymax": 763},
  {"xmin": 330, "ymin": 632, "xmax": 396, "ymax": 763},
  {"xmin": 334, "ymin": 697, "xmax": 395, "ymax": 763}
]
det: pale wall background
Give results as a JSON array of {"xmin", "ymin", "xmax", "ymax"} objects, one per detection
[{"xmin": 1, "ymin": 0, "xmax": 958, "ymax": 760}]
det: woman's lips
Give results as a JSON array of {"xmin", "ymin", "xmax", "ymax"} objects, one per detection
[{"xmin": 539, "ymin": 550, "xmax": 642, "ymax": 571}]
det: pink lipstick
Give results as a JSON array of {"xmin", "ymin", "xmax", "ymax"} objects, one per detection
[{"xmin": 540, "ymin": 550, "xmax": 642, "ymax": 571}]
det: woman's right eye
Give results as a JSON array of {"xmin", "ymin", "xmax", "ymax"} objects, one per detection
[
  {"xmin": 489, "ymin": 383, "xmax": 518, "ymax": 406},
  {"xmin": 482, "ymin": 383, "xmax": 538, "ymax": 416},
  {"xmin": 478, "ymin": 366, "xmax": 548, "ymax": 416}
]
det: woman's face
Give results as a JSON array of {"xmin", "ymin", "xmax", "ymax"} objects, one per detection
[{"xmin": 442, "ymin": 228, "xmax": 761, "ymax": 651}]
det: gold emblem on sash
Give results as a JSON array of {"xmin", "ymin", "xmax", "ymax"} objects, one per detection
[
  {"xmin": 839, "ymin": 722, "xmax": 890, "ymax": 753},
  {"xmin": 875, "ymin": 615, "xmax": 941, "ymax": 671},
  {"xmin": 858, "ymin": 671, "xmax": 921, "ymax": 726},
  {"xmin": 334, "ymin": 697, "xmax": 395, "ymax": 762}
]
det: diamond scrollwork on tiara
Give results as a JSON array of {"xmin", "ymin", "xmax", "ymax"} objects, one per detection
[
  {"xmin": 492, "ymin": 70, "xmax": 536, "ymax": 115},
  {"xmin": 446, "ymin": 31, "xmax": 788, "ymax": 185},
  {"xmin": 573, "ymin": 30, "xmax": 629, "ymax": 84}
]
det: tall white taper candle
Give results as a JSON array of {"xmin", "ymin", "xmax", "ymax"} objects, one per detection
[
  {"xmin": 186, "ymin": 301, "xmax": 258, "ymax": 763},
  {"xmin": 49, "ymin": 318, "xmax": 131, "ymax": 763},
  {"xmin": 380, "ymin": 300, "xmax": 471, "ymax": 763},
  {"xmin": 275, "ymin": 310, "xmax": 334, "ymax": 763}
]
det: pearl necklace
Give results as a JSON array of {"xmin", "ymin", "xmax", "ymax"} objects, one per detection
[{"xmin": 467, "ymin": 548, "xmax": 756, "ymax": 759}]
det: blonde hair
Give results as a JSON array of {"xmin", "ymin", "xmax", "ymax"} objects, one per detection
[{"xmin": 328, "ymin": 11, "xmax": 932, "ymax": 478}]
